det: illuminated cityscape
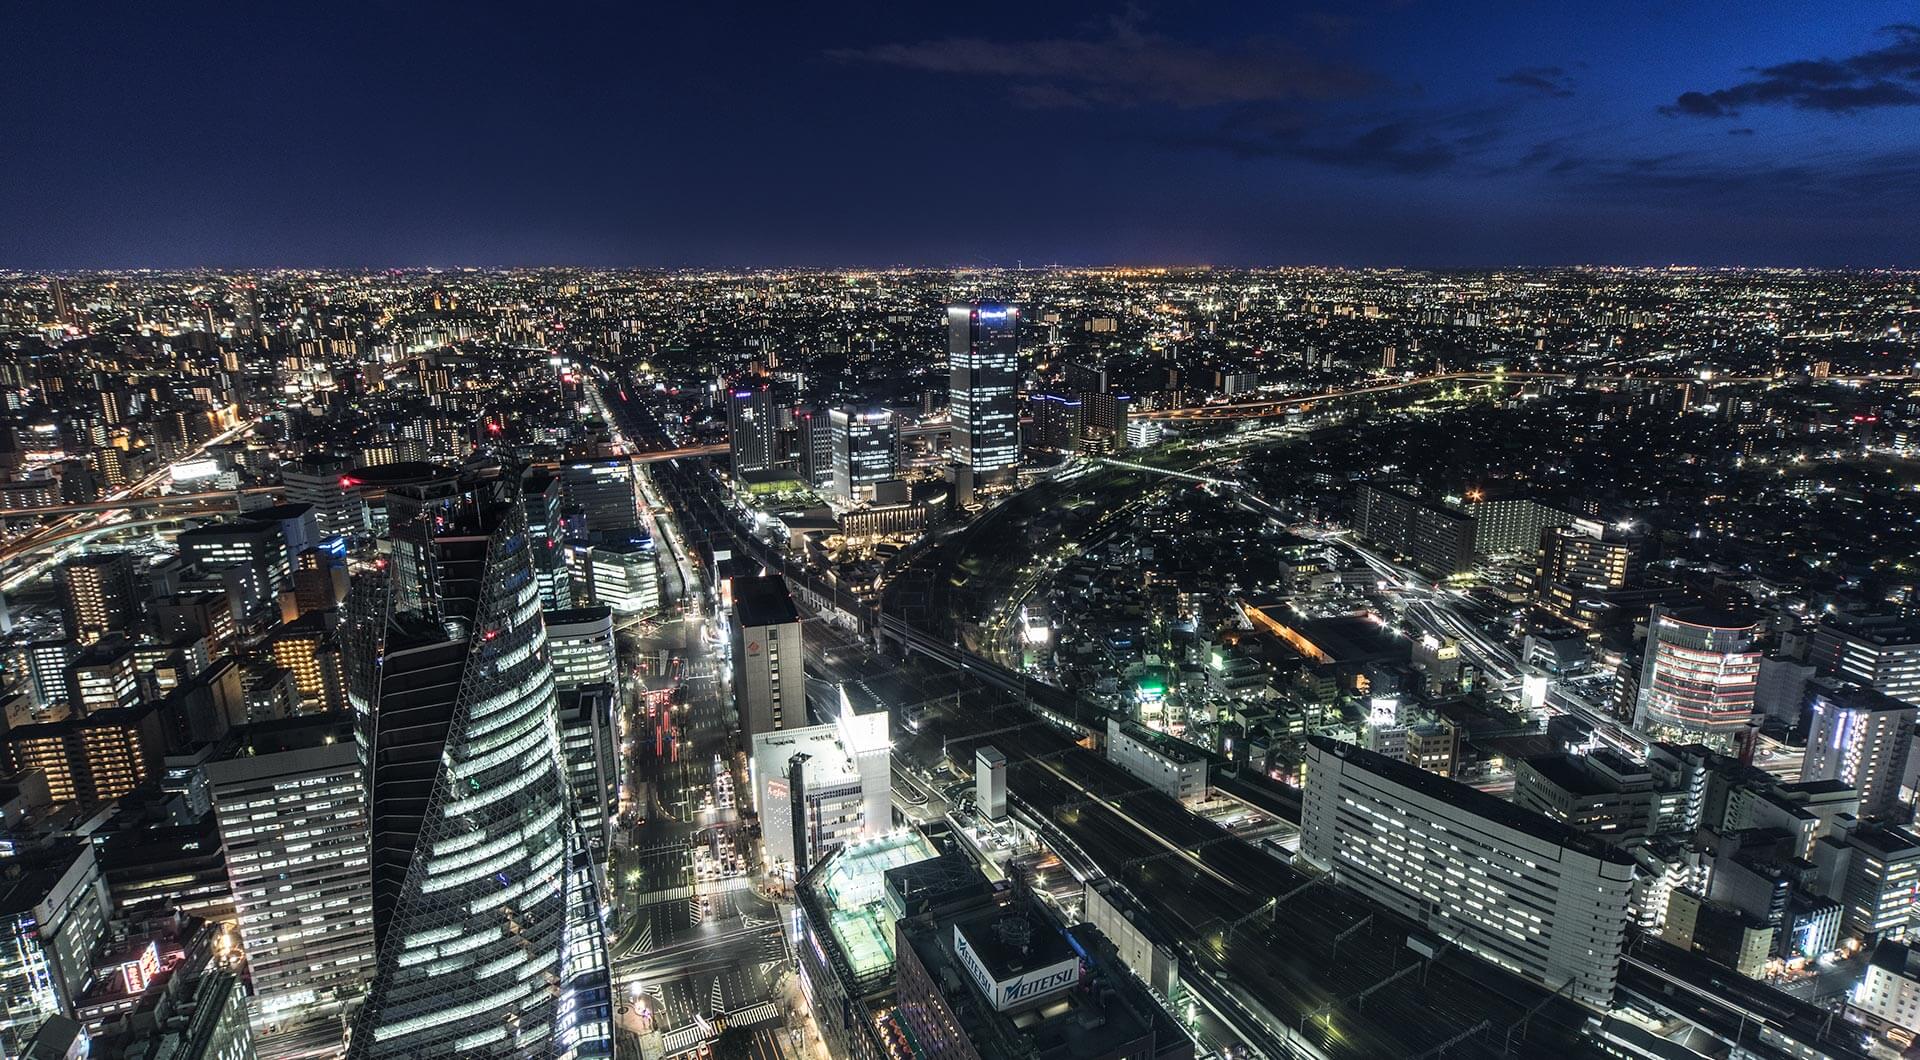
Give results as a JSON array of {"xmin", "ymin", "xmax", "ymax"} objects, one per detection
[{"xmin": 3, "ymin": 5, "xmax": 1920, "ymax": 1060}]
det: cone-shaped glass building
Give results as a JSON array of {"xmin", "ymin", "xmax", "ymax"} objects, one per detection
[{"xmin": 345, "ymin": 474, "xmax": 612, "ymax": 1059}]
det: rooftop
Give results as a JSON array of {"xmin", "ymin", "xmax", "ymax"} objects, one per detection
[
  {"xmin": 1310, "ymin": 735, "xmax": 1634, "ymax": 866},
  {"xmin": 734, "ymin": 573, "xmax": 800, "ymax": 627}
]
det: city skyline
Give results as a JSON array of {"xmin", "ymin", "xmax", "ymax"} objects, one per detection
[{"xmin": 4, "ymin": 4, "xmax": 1920, "ymax": 268}]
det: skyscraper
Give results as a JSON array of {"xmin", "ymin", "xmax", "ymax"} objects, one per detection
[
  {"xmin": 947, "ymin": 303, "xmax": 1019, "ymax": 486},
  {"xmin": 523, "ymin": 468, "xmax": 572, "ymax": 609},
  {"xmin": 726, "ymin": 384, "xmax": 776, "ymax": 475},
  {"xmin": 829, "ymin": 407, "xmax": 896, "ymax": 503},
  {"xmin": 1634, "ymin": 605, "xmax": 1763, "ymax": 754},
  {"xmin": 345, "ymin": 476, "xmax": 611, "ymax": 1059}
]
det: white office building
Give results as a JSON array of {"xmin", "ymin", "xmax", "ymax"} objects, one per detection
[
  {"xmin": 749, "ymin": 688, "xmax": 890, "ymax": 875},
  {"xmin": 1801, "ymin": 679, "xmax": 1916, "ymax": 821},
  {"xmin": 1105, "ymin": 717, "xmax": 1208, "ymax": 802},
  {"xmin": 1301, "ymin": 735, "xmax": 1635, "ymax": 1007},
  {"xmin": 587, "ymin": 542, "xmax": 659, "ymax": 616},
  {"xmin": 207, "ymin": 714, "xmax": 375, "ymax": 1043},
  {"xmin": 546, "ymin": 606, "xmax": 618, "ymax": 692}
]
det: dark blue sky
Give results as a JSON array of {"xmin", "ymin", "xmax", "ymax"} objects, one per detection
[{"xmin": 4, "ymin": 2, "xmax": 1917, "ymax": 268}]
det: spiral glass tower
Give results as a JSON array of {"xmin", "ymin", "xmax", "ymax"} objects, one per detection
[{"xmin": 345, "ymin": 475, "xmax": 612, "ymax": 1059}]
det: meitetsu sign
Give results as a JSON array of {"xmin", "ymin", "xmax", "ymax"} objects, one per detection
[{"xmin": 953, "ymin": 926, "xmax": 1081, "ymax": 1013}]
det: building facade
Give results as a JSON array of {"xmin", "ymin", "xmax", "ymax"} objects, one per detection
[
  {"xmin": 947, "ymin": 304, "xmax": 1019, "ymax": 485},
  {"xmin": 1300, "ymin": 736, "xmax": 1634, "ymax": 1007}
]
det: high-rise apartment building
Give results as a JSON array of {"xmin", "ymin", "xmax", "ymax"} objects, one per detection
[
  {"xmin": 948, "ymin": 303, "xmax": 1019, "ymax": 485},
  {"xmin": 206, "ymin": 714, "xmax": 375, "ymax": 1047},
  {"xmin": 345, "ymin": 478, "xmax": 611, "ymax": 1059},
  {"xmin": 731, "ymin": 575, "xmax": 803, "ymax": 740},
  {"xmin": 1634, "ymin": 606, "xmax": 1763, "ymax": 754},
  {"xmin": 1300, "ymin": 735, "xmax": 1634, "ymax": 1007},
  {"xmin": 726, "ymin": 384, "xmax": 777, "ymax": 475},
  {"xmin": 1029, "ymin": 393, "xmax": 1084, "ymax": 453},
  {"xmin": 830, "ymin": 407, "xmax": 897, "ymax": 504},
  {"xmin": 58, "ymin": 553, "xmax": 138, "ymax": 643},
  {"xmin": 1812, "ymin": 617, "xmax": 1920, "ymax": 705},
  {"xmin": 1351, "ymin": 482, "xmax": 1476, "ymax": 577},
  {"xmin": 1468, "ymin": 496, "xmax": 1573, "ymax": 557},
  {"xmin": 1801, "ymin": 681, "xmax": 1916, "ymax": 821}
]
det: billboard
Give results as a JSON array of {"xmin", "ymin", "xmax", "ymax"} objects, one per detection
[{"xmin": 953, "ymin": 926, "xmax": 1080, "ymax": 1012}]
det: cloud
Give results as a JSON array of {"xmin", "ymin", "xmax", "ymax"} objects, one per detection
[
  {"xmin": 1184, "ymin": 104, "xmax": 1513, "ymax": 174},
  {"xmin": 1497, "ymin": 66, "xmax": 1574, "ymax": 97},
  {"xmin": 1664, "ymin": 23, "xmax": 1920, "ymax": 117},
  {"xmin": 830, "ymin": 17, "xmax": 1375, "ymax": 109}
]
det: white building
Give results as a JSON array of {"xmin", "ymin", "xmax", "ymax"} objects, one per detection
[
  {"xmin": 587, "ymin": 542, "xmax": 659, "ymax": 616},
  {"xmin": 1851, "ymin": 939, "xmax": 1920, "ymax": 1041},
  {"xmin": 1105, "ymin": 717, "xmax": 1207, "ymax": 802},
  {"xmin": 732, "ymin": 575, "xmax": 804, "ymax": 739},
  {"xmin": 975, "ymin": 746, "xmax": 1007, "ymax": 820},
  {"xmin": 545, "ymin": 606, "xmax": 618, "ymax": 692},
  {"xmin": 1301, "ymin": 735, "xmax": 1635, "ymax": 1007},
  {"xmin": 205, "ymin": 714, "xmax": 375, "ymax": 1042},
  {"xmin": 1801, "ymin": 680, "xmax": 1916, "ymax": 821},
  {"xmin": 750, "ymin": 688, "xmax": 890, "ymax": 875}
]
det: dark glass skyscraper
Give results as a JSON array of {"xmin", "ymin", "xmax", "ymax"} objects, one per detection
[
  {"xmin": 345, "ymin": 474, "xmax": 611, "ymax": 1059},
  {"xmin": 726, "ymin": 383, "xmax": 776, "ymax": 475},
  {"xmin": 947, "ymin": 302, "xmax": 1019, "ymax": 483}
]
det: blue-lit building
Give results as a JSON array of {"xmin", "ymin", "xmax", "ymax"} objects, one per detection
[{"xmin": 947, "ymin": 303, "xmax": 1019, "ymax": 485}]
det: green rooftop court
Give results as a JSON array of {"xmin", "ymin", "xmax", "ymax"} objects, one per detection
[{"xmin": 816, "ymin": 830, "xmax": 938, "ymax": 981}]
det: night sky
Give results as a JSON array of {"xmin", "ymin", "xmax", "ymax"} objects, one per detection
[{"xmin": 4, "ymin": 2, "xmax": 1918, "ymax": 268}]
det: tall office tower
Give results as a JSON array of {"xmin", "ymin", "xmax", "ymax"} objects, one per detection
[
  {"xmin": 1801, "ymin": 681, "xmax": 1917, "ymax": 821},
  {"xmin": 829, "ymin": 407, "xmax": 897, "ymax": 503},
  {"xmin": 561, "ymin": 458, "xmax": 641, "ymax": 538},
  {"xmin": 793, "ymin": 406, "xmax": 835, "ymax": 490},
  {"xmin": 344, "ymin": 478, "xmax": 611, "ymax": 1059},
  {"xmin": 546, "ymin": 606, "xmax": 617, "ymax": 691},
  {"xmin": 726, "ymin": 384, "xmax": 777, "ymax": 475},
  {"xmin": 206, "ymin": 714, "xmax": 376, "ymax": 1048},
  {"xmin": 1351, "ymin": 481, "xmax": 1476, "ymax": 577},
  {"xmin": 283, "ymin": 452, "xmax": 370, "ymax": 540},
  {"xmin": 1029, "ymin": 393, "xmax": 1085, "ymax": 453},
  {"xmin": 1811, "ymin": 617, "xmax": 1920, "ymax": 704},
  {"xmin": 58, "ymin": 552, "xmax": 137, "ymax": 643},
  {"xmin": 1634, "ymin": 606, "xmax": 1763, "ymax": 754},
  {"xmin": 523, "ymin": 468, "xmax": 572, "ymax": 609},
  {"xmin": 948, "ymin": 302, "xmax": 1019, "ymax": 485},
  {"xmin": 557, "ymin": 684, "xmax": 618, "ymax": 867},
  {"xmin": 1300, "ymin": 736, "xmax": 1634, "ymax": 1007},
  {"xmin": 731, "ymin": 575, "xmax": 803, "ymax": 741}
]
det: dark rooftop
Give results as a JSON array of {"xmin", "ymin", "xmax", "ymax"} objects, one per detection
[{"xmin": 734, "ymin": 573, "xmax": 800, "ymax": 627}]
